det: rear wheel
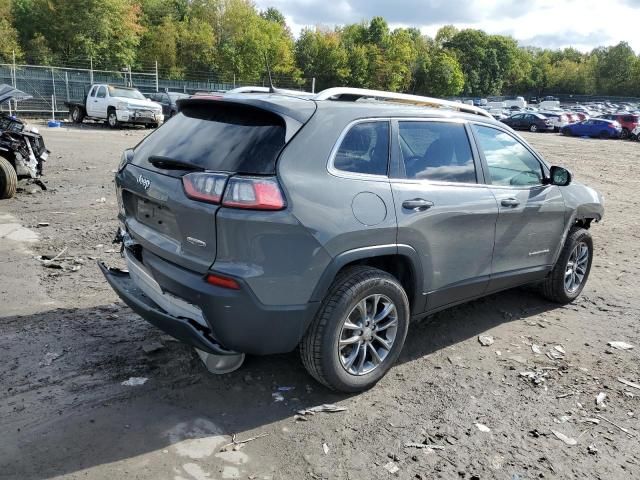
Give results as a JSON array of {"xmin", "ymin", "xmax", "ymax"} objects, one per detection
[
  {"xmin": 300, "ymin": 266, "xmax": 409, "ymax": 392},
  {"xmin": 529, "ymin": 124, "xmax": 538, "ymax": 132},
  {"xmin": 599, "ymin": 130, "xmax": 609, "ymax": 139},
  {"xmin": 107, "ymin": 108, "xmax": 119, "ymax": 129},
  {"xmin": 70, "ymin": 106, "xmax": 85, "ymax": 124},
  {"xmin": 541, "ymin": 228, "xmax": 593, "ymax": 304},
  {"xmin": 0, "ymin": 156, "xmax": 18, "ymax": 199},
  {"xmin": 621, "ymin": 128, "xmax": 630, "ymax": 139}
]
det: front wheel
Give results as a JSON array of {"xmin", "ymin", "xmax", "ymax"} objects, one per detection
[
  {"xmin": 621, "ymin": 128, "xmax": 630, "ymax": 139},
  {"xmin": 599, "ymin": 131, "xmax": 609, "ymax": 139},
  {"xmin": 0, "ymin": 156, "xmax": 18, "ymax": 199},
  {"xmin": 107, "ymin": 109, "xmax": 119, "ymax": 129},
  {"xmin": 541, "ymin": 228, "xmax": 593, "ymax": 304},
  {"xmin": 300, "ymin": 266, "xmax": 409, "ymax": 392},
  {"xmin": 529, "ymin": 124, "xmax": 538, "ymax": 132}
]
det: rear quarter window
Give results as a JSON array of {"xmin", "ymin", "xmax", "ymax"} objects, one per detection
[
  {"xmin": 133, "ymin": 101, "xmax": 286, "ymax": 174},
  {"xmin": 333, "ymin": 121, "xmax": 390, "ymax": 176}
]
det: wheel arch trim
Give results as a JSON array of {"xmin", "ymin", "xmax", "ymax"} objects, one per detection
[{"xmin": 310, "ymin": 244, "xmax": 424, "ymax": 314}]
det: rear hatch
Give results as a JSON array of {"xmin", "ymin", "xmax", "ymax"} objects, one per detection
[{"xmin": 119, "ymin": 97, "xmax": 315, "ymax": 273}]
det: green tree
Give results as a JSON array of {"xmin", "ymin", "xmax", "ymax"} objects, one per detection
[
  {"xmin": 421, "ymin": 51, "xmax": 464, "ymax": 97},
  {"xmin": 295, "ymin": 28, "xmax": 349, "ymax": 90},
  {"xmin": 0, "ymin": 0, "xmax": 23, "ymax": 62}
]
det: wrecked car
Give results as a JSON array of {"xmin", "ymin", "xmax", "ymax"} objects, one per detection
[{"xmin": 0, "ymin": 85, "xmax": 50, "ymax": 199}]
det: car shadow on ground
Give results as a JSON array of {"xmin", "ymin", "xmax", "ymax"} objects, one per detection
[{"xmin": 2, "ymin": 286, "xmax": 563, "ymax": 479}]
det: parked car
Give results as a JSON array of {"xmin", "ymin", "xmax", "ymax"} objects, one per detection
[
  {"xmin": 67, "ymin": 84, "xmax": 164, "ymax": 128},
  {"xmin": 504, "ymin": 96, "xmax": 527, "ymax": 109},
  {"xmin": 101, "ymin": 87, "xmax": 604, "ymax": 392},
  {"xmin": 501, "ymin": 113, "xmax": 554, "ymax": 132},
  {"xmin": 0, "ymin": 85, "xmax": 50, "ymax": 199},
  {"xmin": 539, "ymin": 112, "xmax": 569, "ymax": 132},
  {"xmin": 599, "ymin": 113, "xmax": 639, "ymax": 139},
  {"xmin": 564, "ymin": 112, "xmax": 580, "ymax": 123},
  {"xmin": 561, "ymin": 118, "xmax": 622, "ymax": 138},
  {"xmin": 630, "ymin": 125, "xmax": 640, "ymax": 141},
  {"xmin": 148, "ymin": 91, "xmax": 190, "ymax": 119},
  {"xmin": 538, "ymin": 100, "xmax": 561, "ymax": 111}
]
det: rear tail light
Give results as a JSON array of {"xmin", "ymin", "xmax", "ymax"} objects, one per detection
[
  {"xmin": 222, "ymin": 176, "xmax": 285, "ymax": 211},
  {"xmin": 182, "ymin": 172, "xmax": 228, "ymax": 204}
]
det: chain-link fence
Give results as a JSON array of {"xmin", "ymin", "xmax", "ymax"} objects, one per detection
[{"xmin": 0, "ymin": 62, "xmax": 312, "ymax": 117}]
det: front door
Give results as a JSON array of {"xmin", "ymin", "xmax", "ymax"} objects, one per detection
[
  {"xmin": 470, "ymin": 124, "xmax": 566, "ymax": 292},
  {"xmin": 390, "ymin": 119, "xmax": 499, "ymax": 312},
  {"xmin": 94, "ymin": 86, "xmax": 109, "ymax": 118}
]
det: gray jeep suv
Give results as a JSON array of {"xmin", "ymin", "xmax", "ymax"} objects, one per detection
[{"xmin": 101, "ymin": 88, "xmax": 604, "ymax": 392}]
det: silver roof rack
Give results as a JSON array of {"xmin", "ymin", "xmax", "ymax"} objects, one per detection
[{"xmin": 314, "ymin": 87, "xmax": 493, "ymax": 119}]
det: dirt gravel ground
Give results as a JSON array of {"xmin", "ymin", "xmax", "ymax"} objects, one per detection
[{"xmin": 1, "ymin": 124, "xmax": 639, "ymax": 480}]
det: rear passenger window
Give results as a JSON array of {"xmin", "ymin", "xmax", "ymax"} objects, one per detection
[
  {"xmin": 398, "ymin": 121, "xmax": 476, "ymax": 183},
  {"xmin": 334, "ymin": 121, "xmax": 389, "ymax": 176}
]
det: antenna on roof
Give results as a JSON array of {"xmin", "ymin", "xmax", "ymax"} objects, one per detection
[{"xmin": 264, "ymin": 52, "xmax": 276, "ymax": 93}]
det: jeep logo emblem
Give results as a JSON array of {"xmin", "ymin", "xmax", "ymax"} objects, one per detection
[{"xmin": 137, "ymin": 175, "xmax": 150, "ymax": 190}]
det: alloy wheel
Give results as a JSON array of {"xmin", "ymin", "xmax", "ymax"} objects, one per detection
[
  {"xmin": 564, "ymin": 241, "xmax": 589, "ymax": 293},
  {"xmin": 338, "ymin": 294, "xmax": 398, "ymax": 376}
]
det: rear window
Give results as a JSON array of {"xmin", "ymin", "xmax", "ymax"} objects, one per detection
[{"xmin": 133, "ymin": 101, "xmax": 286, "ymax": 174}]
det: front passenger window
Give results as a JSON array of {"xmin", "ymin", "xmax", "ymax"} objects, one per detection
[{"xmin": 473, "ymin": 125, "xmax": 543, "ymax": 187}]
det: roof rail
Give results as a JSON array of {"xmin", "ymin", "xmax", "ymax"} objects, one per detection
[{"xmin": 314, "ymin": 87, "xmax": 493, "ymax": 119}]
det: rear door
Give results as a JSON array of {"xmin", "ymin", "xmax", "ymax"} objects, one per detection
[
  {"xmin": 470, "ymin": 123, "xmax": 566, "ymax": 291},
  {"xmin": 390, "ymin": 119, "xmax": 499, "ymax": 311},
  {"xmin": 121, "ymin": 100, "xmax": 293, "ymax": 273}
]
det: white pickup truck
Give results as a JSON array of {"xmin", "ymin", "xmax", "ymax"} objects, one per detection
[{"xmin": 67, "ymin": 84, "xmax": 164, "ymax": 128}]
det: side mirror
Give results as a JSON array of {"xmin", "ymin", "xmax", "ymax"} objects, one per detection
[{"xmin": 549, "ymin": 166, "xmax": 572, "ymax": 186}]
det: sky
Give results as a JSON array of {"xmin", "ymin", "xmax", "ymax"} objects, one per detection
[{"xmin": 253, "ymin": 0, "xmax": 640, "ymax": 52}]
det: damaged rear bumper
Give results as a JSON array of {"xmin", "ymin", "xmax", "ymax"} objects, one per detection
[{"xmin": 98, "ymin": 261, "xmax": 236, "ymax": 356}]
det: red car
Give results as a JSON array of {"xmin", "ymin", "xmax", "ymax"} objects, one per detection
[
  {"xmin": 565, "ymin": 112, "xmax": 580, "ymax": 123},
  {"xmin": 601, "ymin": 114, "xmax": 639, "ymax": 139},
  {"xmin": 574, "ymin": 112, "xmax": 589, "ymax": 121}
]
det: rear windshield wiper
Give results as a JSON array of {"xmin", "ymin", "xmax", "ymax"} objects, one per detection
[{"xmin": 148, "ymin": 155, "xmax": 204, "ymax": 171}]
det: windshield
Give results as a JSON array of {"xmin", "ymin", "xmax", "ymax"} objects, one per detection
[{"xmin": 108, "ymin": 86, "xmax": 146, "ymax": 100}]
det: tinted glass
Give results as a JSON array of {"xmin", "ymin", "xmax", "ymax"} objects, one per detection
[
  {"xmin": 97, "ymin": 86, "xmax": 106, "ymax": 98},
  {"xmin": 89, "ymin": 87, "xmax": 97, "ymax": 97},
  {"xmin": 473, "ymin": 125, "xmax": 543, "ymax": 187},
  {"xmin": 133, "ymin": 101, "xmax": 286, "ymax": 174},
  {"xmin": 399, "ymin": 121, "xmax": 476, "ymax": 183},
  {"xmin": 334, "ymin": 121, "xmax": 389, "ymax": 175}
]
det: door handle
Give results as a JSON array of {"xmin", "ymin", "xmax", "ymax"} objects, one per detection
[
  {"xmin": 402, "ymin": 198, "xmax": 434, "ymax": 211},
  {"xmin": 501, "ymin": 198, "xmax": 520, "ymax": 208}
]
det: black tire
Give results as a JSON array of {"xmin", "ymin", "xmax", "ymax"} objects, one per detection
[
  {"xmin": 561, "ymin": 128, "xmax": 572, "ymax": 136},
  {"xmin": 71, "ymin": 105, "xmax": 85, "ymax": 124},
  {"xmin": 0, "ymin": 156, "xmax": 18, "ymax": 199},
  {"xmin": 300, "ymin": 266, "xmax": 410, "ymax": 392},
  {"xmin": 621, "ymin": 128, "xmax": 630, "ymax": 139},
  {"xmin": 107, "ymin": 108, "xmax": 119, "ymax": 129},
  {"xmin": 636, "ymin": 134, "xmax": 640, "ymax": 142},
  {"xmin": 145, "ymin": 123, "xmax": 159, "ymax": 129},
  {"xmin": 599, "ymin": 131, "xmax": 609, "ymax": 139},
  {"xmin": 541, "ymin": 228, "xmax": 593, "ymax": 304},
  {"xmin": 529, "ymin": 124, "xmax": 538, "ymax": 132}
]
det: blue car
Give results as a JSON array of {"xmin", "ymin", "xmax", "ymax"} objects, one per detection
[{"xmin": 561, "ymin": 119, "xmax": 622, "ymax": 139}]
